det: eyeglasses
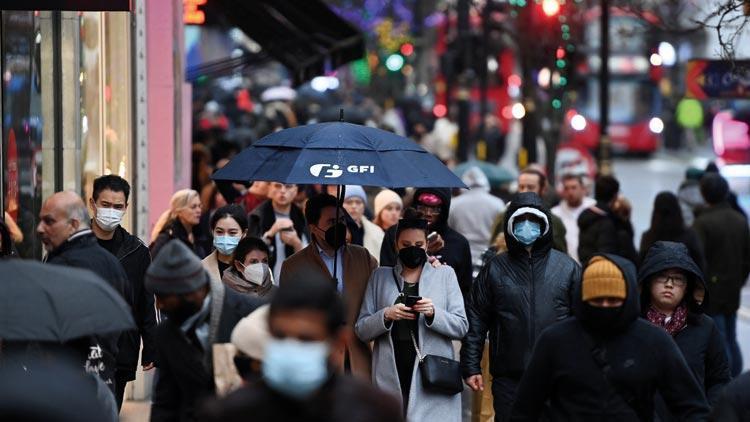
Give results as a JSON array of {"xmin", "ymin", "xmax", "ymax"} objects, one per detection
[
  {"xmin": 654, "ymin": 274, "xmax": 687, "ymax": 287},
  {"xmin": 415, "ymin": 205, "xmax": 441, "ymax": 216}
]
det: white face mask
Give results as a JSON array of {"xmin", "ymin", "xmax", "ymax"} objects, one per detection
[
  {"xmin": 242, "ymin": 262, "xmax": 271, "ymax": 286},
  {"xmin": 95, "ymin": 206, "xmax": 125, "ymax": 232}
]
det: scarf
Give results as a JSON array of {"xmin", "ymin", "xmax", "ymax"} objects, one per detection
[
  {"xmin": 646, "ymin": 304, "xmax": 688, "ymax": 336},
  {"xmin": 221, "ymin": 267, "xmax": 274, "ymax": 298}
]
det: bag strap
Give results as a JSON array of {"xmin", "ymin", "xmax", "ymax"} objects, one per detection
[
  {"xmin": 578, "ymin": 323, "xmax": 641, "ymax": 417},
  {"xmin": 391, "ymin": 268, "xmax": 423, "ymax": 363}
]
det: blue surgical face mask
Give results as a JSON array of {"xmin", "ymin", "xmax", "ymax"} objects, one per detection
[
  {"xmin": 213, "ymin": 235, "xmax": 240, "ymax": 256},
  {"xmin": 262, "ymin": 338, "xmax": 330, "ymax": 399},
  {"xmin": 513, "ymin": 220, "xmax": 541, "ymax": 246}
]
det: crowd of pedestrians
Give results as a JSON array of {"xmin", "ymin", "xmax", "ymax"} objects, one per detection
[{"xmin": 1, "ymin": 155, "xmax": 749, "ymax": 422}]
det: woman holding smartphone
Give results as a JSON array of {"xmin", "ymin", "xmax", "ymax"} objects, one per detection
[{"xmin": 356, "ymin": 208, "xmax": 468, "ymax": 421}]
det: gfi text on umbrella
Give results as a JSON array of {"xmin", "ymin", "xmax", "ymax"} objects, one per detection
[{"xmin": 309, "ymin": 163, "xmax": 375, "ymax": 178}]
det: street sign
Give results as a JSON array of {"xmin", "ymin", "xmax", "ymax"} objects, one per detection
[{"xmin": 686, "ymin": 60, "xmax": 750, "ymax": 99}]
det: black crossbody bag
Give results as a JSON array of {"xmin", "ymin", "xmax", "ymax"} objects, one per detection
[{"xmin": 391, "ymin": 269, "xmax": 463, "ymax": 395}]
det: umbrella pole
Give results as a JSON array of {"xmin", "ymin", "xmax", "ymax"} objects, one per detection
[{"xmin": 333, "ymin": 184, "xmax": 345, "ymax": 284}]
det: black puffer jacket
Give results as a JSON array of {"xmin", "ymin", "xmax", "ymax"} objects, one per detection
[
  {"xmin": 380, "ymin": 187, "xmax": 473, "ymax": 297},
  {"xmin": 511, "ymin": 254, "xmax": 710, "ymax": 421},
  {"xmin": 638, "ymin": 241, "xmax": 730, "ymax": 416},
  {"xmin": 578, "ymin": 203, "xmax": 638, "ymax": 267},
  {"xmin": 461, "ymin": 192, "xmax": 580, "ymax": 380}
]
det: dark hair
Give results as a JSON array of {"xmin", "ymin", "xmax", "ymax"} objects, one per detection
[
  {"xmin": 209, "ymin": 204, "xmax": 248, "ymax": 231},
  {"xmin": 396, "ymin": 207, "xmax": 428, "ymax": 240},
  {"xmin": 92, "ymin": 175, "xmax": 131, "ymax": 202},
  {"xmin": 304, "ymin": 193, "xmax": 339, "ymax": 226},
  {"xmin": 520, "ymin": 168, "xmax": 547, "ymax": 190},
  {"xmin": 648, "ymin": 192, "xmax": 685, "ymax": 238},
  {"xmin": 561, "ymin": 173, "xmax": 584, "ymax": 186},
  {"xmin": 700, "ymin": 173, "xmax": 729, "ymax": 205},
  {"xmin": 270, "ymin": 275, "xmax": 345, "ymax": 334},
  {"xmin": 594, "ymin": 175, "xmax": 620, "ymax": 203},
  {"xmin": 232, "ymin": 236, "xmax": 270, "ymax": 263}
]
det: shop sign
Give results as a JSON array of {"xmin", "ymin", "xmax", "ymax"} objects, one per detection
[
  {"xmin": 184, "ymin": 0, "xmax": 207, "ymax": 25},
  {"xmin": 686, "ymin": 60, "xmax": 750, "ymax": 99}
]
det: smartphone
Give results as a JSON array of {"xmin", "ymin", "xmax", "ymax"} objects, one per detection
[
  {"xmin": 427, "ymin": 231, "xmax": 438, "ymax": 243},
  {"xmin": 280, "ymin": 227, "xmax": 295, "ymax": 232},
  {"xmin": 404, "ymin": 295, "xmax": 422, "ymax": 308}
]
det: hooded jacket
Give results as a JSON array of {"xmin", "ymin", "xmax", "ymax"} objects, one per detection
[
  {"xmin": 578, "ymin": 203, "xmax": 638, "ymax": 267},
  {"xmin": 510, "ymin": 254, "xmax": 710, "ymax": 421},
  {"xmin": 379, "ymin": 188, "xmax": 473, "ymax": 297},
  {"xmin": 460, "ymin": 192, "xmax": 580, "ymax": 381},
  {"xmin": 638, "ymin": 241, "xmax": 730, "ymax": 414}
]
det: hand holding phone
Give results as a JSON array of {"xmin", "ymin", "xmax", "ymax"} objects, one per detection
[{"xmin": 404, "ymin": 295, "xmax": 422, "ymax": 308}]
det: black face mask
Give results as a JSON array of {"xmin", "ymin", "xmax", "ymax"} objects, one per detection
[
  {"xmin": 399, "ymin": 246, "xmax": 427, "ymax": 269},
  {"xmin": 323, "ymin": 222, "xmax": 347, "ymax": 250},
  {"xmin": 580, "ymin": 303, "xmax": 624, "ymax": 333},
  {"xmin": 163, "ymin": 298, "xmax": 202, "ymax": 325}
]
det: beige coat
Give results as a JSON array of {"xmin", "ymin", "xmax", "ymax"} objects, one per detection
[
  {"xmin": 280, "ymin": 243, "xmax": 377, "ymax": 380},
  {"xmin": 362, "ymin": 218, "xmax": 385, "ymax": 264},
  {"xmin": 202, "ymin": 251, "xmax": 223, "ymax": 283}
]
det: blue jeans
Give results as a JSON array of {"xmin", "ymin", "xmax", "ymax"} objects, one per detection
[{"xmin": 711, "ymin": 312, "xmax": 743, "ymax": 376}]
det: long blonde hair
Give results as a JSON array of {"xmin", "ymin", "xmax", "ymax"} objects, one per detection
[{"xmin": 150, "ymin": 189, "xmax": 200, "ymax": 242}]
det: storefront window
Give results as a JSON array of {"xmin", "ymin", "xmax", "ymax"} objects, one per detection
[
  {"xmin": 80, "ymin": 11, "xmax": 133, "ymax": 230},
  {"xmin": 2, "ymin": 11, "xmax": 45, "ymax": 258}
]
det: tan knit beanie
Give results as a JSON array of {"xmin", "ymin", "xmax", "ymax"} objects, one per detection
[{"xmin": 582, "ymin": 256, "xmax": 627, "ymax": 301}]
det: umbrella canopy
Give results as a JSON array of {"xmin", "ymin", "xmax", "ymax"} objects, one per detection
[
  {"xmin": 453, "ymin": 160, "xmax": 515, "ymax": 187},
  {"xmin": 213, "ymin": 121, "xmax": 466, "ymax": 188},
  {"xmin": 0, "ymin": 260, "xmax": 134, "ymax": 342}
]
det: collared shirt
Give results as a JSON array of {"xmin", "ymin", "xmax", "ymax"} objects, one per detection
[
  {"xmin": 180, "ymin": 293, "xmax": 212, "ymax": 351},
  {"xmin": 317, "ymin": 244, "xmax": 344, "ymax": 293}
]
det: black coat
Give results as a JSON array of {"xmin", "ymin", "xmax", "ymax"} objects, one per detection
[
  {"xmin": 638, "ymin": 241, "xmax": 731, "ymax": 416},
  {"xmin": 247, "ymin": 200, "xmax": 308, "ymax": 272},
  {"xmin": 510, "ymin": 254, "xmax": 710, "ymax": 421},
  {"xmin": 460, "ymin": 192, "xmax": 581, "ymax": 381},
  {"xmin": 692, "ymin": 202, "xmax": 750, "ymax": 314},
  {"xmin": 578, "ymin": 203, "xmax": 638, "ymax": 267},
  {"xmin": 150, "ymin": 220, "xmax": 207, "ymax": 260},
  {"xmin": 150, "ymin": 286, "xmax": 261, "ymax": 422},
  {"xmin": 46, "ymin": 230, "xmax": 133, "ymax": 391},
  {"xmin": 711, "ymin": 371, "xmax": 750, "ymax": 422},
  {"xmin": 198, "ymin": 375, "xmax": 404, "ymax": 422},
  {"xmin": 379, "ymin": 187, "xmax": 473, "ymax": 297},
  {"xmin": 102, "ymin": 226, "xmax": 157, "ymax": 378}
]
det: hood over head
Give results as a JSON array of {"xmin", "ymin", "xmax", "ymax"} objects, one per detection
[
  {"xmin": 638, "ymin": 241, "xmax": 707, "ymax": 315},
  {"xmin": 413, "ymin": 187, "xmax": 451, "ymax": 231},
  {"xmin": 503, "ymin": 192, "xmax": 552, "ymax": 256},
  {"xmin": 461, "ymin": 166, "xmax": 490, "ymax": 192},
  {"xmin": 574, "ymin": 254, "xmax": 640, "ymax": 333}
]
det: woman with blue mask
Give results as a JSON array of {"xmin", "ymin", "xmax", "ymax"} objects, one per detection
[
  {"xmin": 202, "ymin": 204, "xmax": 248, "ymax": 283},
  {"xmin": 356, "ymin": 208, "xmax": 468, "ymax": 421}
]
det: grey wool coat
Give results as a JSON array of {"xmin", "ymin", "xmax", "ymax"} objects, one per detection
[{"xmin": 355, "ymin": 261, "xmax": 468, "ymax": 422}]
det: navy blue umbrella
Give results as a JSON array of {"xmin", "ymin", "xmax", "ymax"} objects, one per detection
[{"xmin": 212, "ymin": 121, "xmax": 466, "ymax": 188}]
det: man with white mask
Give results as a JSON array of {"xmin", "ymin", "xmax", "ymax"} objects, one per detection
[{"xmin": 90, "ymin": 175, "xmax": 157, "ymax": 411}]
